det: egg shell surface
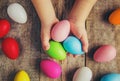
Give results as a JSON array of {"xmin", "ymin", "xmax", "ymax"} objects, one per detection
[
  {"xmin": 0, "ymin": 19, "xmax": 10, "ymax": 38},
  {"xmin": 7, "ymin": 3, "xmax": 27, "ymax": 23},
  {"xmin": 63, "ymin": 36, "xmax": 84, "ymax": 55},
  {"xmin": 40, "ymin": 59, "xmax": 62, "ymax": 79},
  {"xmin": 51, "ymin": 20, "xmax": 70, "ymax": 42},
  {"xmin": 2, "ymin": 37, "xmax": 19, "ymax": 60},
  {"xmin": 109, "ymin": 8, "xmax": 120, "ymax": 25},
  {"xmin": 94, "ymin": 45, "xmax": 116, "ymax": 63},
  {"xmin": 101, "ymin": 73, "xmax": 120, "ymax": 81},
  {"xmin": 14, "ymin": 70, "xmax": 30, "ymax": 81},
  {"xmin": 73, "ymin": 67, "xmax": 92, "ymax": 81},
  {"xmin": 46, "ymin": 41, "xmax": 66, "ymax": 60}
]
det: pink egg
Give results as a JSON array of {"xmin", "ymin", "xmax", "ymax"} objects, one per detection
[
  {"xmin": 51, "ymin": 20, "xmax": 70, "ymax": 42},
  {"xmin": 94, "ymin": 45, "xmax": 116, "ymax": 63},
  {"xmin": 40, "ymin": 59, "xmax": 62, "ymax": 79}
]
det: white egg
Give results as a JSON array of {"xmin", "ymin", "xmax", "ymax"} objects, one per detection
[
  {"xmin": 7, "ymin": 3, "xmax": 27, "ymax": 24},
  {"xmin": 73, "ymin": 67, "xmax": 92, "ymax": 81}
]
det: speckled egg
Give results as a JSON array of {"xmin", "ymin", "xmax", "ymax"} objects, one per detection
[
  {"xmin": 14, "ymin": 70, "xmax": 30, "ymax": 81},
  {"xmin": 101, "ymin": 73, "xmax": 120, "ymax": 81},
  {"xmin": 94, "ymin": 45, "xmax": 116, "ymax": 63},
  {"xmin": 73, "ymin": 67, "xmax": 92, "ymax": 81},
  {"xmin": 63, "ymin": 36, "xmax": 84, "ymax": 55},
  {"xmin": 40, "ymin": 59, "xmax": 62, "ymax": 79},
  {"xmin": 51, "ymin": 20, "xmax": 70, "ymax": 42}
]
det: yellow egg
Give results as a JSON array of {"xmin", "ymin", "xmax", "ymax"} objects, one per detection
[{"xmin": 14, "ymin": 70, "xmax": 30, "ymax": 81}]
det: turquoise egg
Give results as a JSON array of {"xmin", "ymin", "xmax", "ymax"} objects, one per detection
[
  {"xmin": 63, "ymin": 36, "xmax": 84, "ymax": 55},
  {"xmin": 101, "ymin": 73, "xmax": 120, "ymax": 81}
]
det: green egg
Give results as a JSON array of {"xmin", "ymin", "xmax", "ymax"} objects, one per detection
[{"xmin": 46, "ymin": 41, "xmax": 66, "ymax": 60}]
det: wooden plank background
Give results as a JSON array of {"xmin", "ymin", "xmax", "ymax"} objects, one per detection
[
  {"xmin": 0, "ymin": 0, "xmax": 120, "ymax": 81},
  {"xmin": 86, "ymin": 0, "xmax": 120, "ymax": 81}
]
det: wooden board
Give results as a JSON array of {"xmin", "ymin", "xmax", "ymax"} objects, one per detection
[
  {"xmin": 86, "ymin": 0, "xmax": 120, "ymax": 81},
  {"xmin": 0, "ymin": 0, "xmax": 120, "ymax": 81},
  {"xmin": 0, "ymin": 0, "xmax": 84, "ymax": 81}
]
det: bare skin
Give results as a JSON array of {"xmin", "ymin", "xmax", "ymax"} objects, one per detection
[
  {"xmin": 32, "ymin": 0, "xmax": 58, "ymax": 50},
  {"xmin": 32, "ymin": 0, "xmax": 97, "ymax": 53},
  {"xmin": 68, "ymin": 0, "xmax": 97, "ymax": 53}
]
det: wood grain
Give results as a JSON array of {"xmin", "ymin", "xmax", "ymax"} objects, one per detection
[
  {"xmin": 86, "ymin": 0, "xmax": 120, "ymax": 81},
  {"xmin": 0, "ymin": 0, "xmax": 84, "ymax": 81},
  {"xmin": 0, "ymin": 0, "xmax": 120, "ymax": 81}
]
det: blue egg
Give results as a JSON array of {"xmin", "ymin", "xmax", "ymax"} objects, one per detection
[
  {"xmin": 63, "ymin": 36, "xmax": 84, "ymax": 55},
  {"xmin": 101, "ymin": 73, "xmax": 120, "ymax": 81}
]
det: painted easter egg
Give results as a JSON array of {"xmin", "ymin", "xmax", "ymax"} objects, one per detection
[
  {"xmin": 14, "ymin": 70, "xmax": 30, "ymax": 81},
  {"xmin": 51, "ymin": 20, "xmax": 70, "ymax": 42},
  {"xmin": 46, "ymin": 41, "xmax": 66, "ymax": 60},
  {"xmin": 101, "ymin": 73, "xmax": 120, "ymax": 81},
  {"xmin": 0, "ymin": 19, "xmax": 10, "ymax": 38},
  {"xmin": 7, "ymin": 3, "xmax": 27, "ymax": 23},
  {"xmin": 1, "ymin": 37, "xmax": 19, "ymax": 60},
  {"xmin": 40, "ymin": 59, "xmax": 62, "ymax": 79},
  {"xmin": 109, "ymin": 8, "xmax": 120, "ymax": 25},
  {"xmin": 94, "ymin": 45, "xmax": 116, "ymax": 63},
  {"xmin": 73, "ymin": 67, "xmax": 92, "ymax": 81},
  {"xmin": 63, "ymin": 36, "xmax": 84, "ymax": 55}
]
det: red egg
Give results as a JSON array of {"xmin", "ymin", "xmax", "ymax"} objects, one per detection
[
  {"xmin": 2, "ymin": 37, "xmax": 19, "ymax": 60},
  {"xmin": 0, "ymin": 19, "xmax": 10, "ymax": 38},
  {"xmin": 94, "ymin": 45, "xmax": 116, "ymax": 63}
]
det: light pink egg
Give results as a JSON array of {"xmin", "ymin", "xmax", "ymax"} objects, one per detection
[
  {"xmin": 40, "ymin": 59, "xmax": 62, "ymax": 79},
  {"xmin": 94, "ymin": 45, "xmax": 116, "ymax": 63},
  {"xmin": 51, "ymin": 20, "xmax": 70, "ymax": 42}
]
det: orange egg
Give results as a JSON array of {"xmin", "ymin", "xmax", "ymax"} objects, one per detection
[{"xmin": 109, "ymin": 8, "xmax": 120, "ymax": 25}]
